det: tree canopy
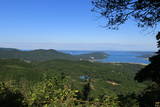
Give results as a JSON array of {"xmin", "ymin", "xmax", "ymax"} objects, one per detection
[
  {"xmin": 92, "ymin": 1, "xmax": 160, "ymax": 106},
  {"xmin": 92, "ymin": 0, "xmax": 160, "ymax": 29},
  {"xmin": 135, "ymin": 32, "xmax": 160, "ymax": 84},
  {"xmin": 92, "ymin": 0, "xmax": 160, "ymax": 84}
]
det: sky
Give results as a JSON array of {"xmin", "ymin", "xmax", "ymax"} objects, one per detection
[{"xmin": 0, "ymin": 0, "xmax": 158, "ymax": 51}]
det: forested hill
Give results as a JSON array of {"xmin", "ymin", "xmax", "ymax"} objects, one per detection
[
  {"xmin": 0, "ymin": 58, "xmax": 146, "ymax": 96},
  {"xmin": 0, "ymin": 48, "xmax": 107, "ymax": 62}
]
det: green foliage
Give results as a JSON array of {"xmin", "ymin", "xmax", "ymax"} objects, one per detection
[
  {"xmin": 118, "ymin": 93, "xmax": 139, "ymax": 107},
  {"xmin": 37, "ymin": 60, "xmax": 147, "ymax": 96},
  {"xmin": 0, "ymin": 81, "xmax": 26, "ymax": 107},
  {"xmin": 137, "ymin": 83, "xmax": 160, "ymax": 107},
  {"xmin": 0, "ymin": 58, "xmax": 148, "ymax": 107},
  {"xmin": 82, "ymin": 81, "xmax": 91, "ymax": 101},
  {"xmin": 25, "ymin": 76, "xmax": 77, "ymax": 107},
  {"xmin": 0, "ymin": 59, "xmax": 147, "ymax": 97},
  {"xmin": 0, "ymin": 77, "xmax": 120, "ymax": 107}
]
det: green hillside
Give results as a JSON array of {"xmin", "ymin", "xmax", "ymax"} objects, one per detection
[
  {"xmin": 37, "ymin": 60, "xmax": 147, "ymax": 96},
  {"xmin": 0, "ymin": 58, "xmax": 150, "ymax": 106},
  {"xmin": 0, "ymin": 59, "xmax": 146, "ymax": 96},
  {"xmin": 0, "ymin": 48, "xmax": 107, "ymax": 62}
]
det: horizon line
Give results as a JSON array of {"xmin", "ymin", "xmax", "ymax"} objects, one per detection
[{"xmin": 0, "ymin": 47, "xmax": 156, "ymax": 52}]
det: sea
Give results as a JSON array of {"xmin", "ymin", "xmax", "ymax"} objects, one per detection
[{"xmin": 60, "ymin": 50, "xmax": 154, "ymax": 64}]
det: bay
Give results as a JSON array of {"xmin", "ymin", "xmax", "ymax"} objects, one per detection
[{"xmin": 61, "ymin": 50, "xmax": 154, "ymax": 64}]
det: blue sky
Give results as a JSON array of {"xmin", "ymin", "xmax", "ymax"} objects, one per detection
[{"xmin": 0, "ymin": 0, "xmax": 157, "ymax": 51}]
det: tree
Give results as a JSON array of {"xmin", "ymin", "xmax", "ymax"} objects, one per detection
[
  {"xmin": 82, "ymin": 81, "xmax": 91, "ymax": 101},
  {"xmin": 92, "ymin": 0, "xmax": 160, "ymax": 106},
  {"xmin": 92, "ymin": 0, "xmax": 160, "ymax": 29},
  {"xmin": 0, "ymin": 82, "xmax": 26, "ymax": 107},
  {"xmin": 135, "ymin": 32, "xmax": 160, "ymax": 84},
  {"xmin": 92, "ymin": 0, "xmax": 160, "ymax": 85}
]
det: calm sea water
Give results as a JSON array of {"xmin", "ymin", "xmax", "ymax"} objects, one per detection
[{"xmin": 61, "ymin": 50, "xmax": 154, "ymax": 64}]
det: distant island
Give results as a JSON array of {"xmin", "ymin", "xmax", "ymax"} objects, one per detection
[
  {"xmin": 137, "ymin": 52, "xmax": 155, "ymax": 60},
  {"xmin": 0, "ymin": 48, "xmax": 107, "ymax": 62},
  {"xmin": 76, "ymin": 52, "xmax": 107, "ymax": 62}
]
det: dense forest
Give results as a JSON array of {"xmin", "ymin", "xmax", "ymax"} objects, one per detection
[{"xmin": 0, "ymin": 56, "xmax": 150, "ymax": 107}]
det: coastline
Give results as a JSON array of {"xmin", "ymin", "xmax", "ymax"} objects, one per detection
[{"xmin": 102, "ymin": 62, "xmax": 148, "ymax": 66}]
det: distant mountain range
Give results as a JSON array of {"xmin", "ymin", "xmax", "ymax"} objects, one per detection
[{"xmin": 0, "ymin": 48, "xmax": 107, "ymax": 62}]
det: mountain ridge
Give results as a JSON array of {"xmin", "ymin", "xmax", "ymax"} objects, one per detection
[{"xmin": 0, "ymin": 48, "xmax": 107, "ymax": 62}]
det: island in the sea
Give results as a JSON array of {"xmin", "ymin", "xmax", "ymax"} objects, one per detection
[{"xmin": 137, "ymin": 52, "xmax": 155, "ymax": 60}]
